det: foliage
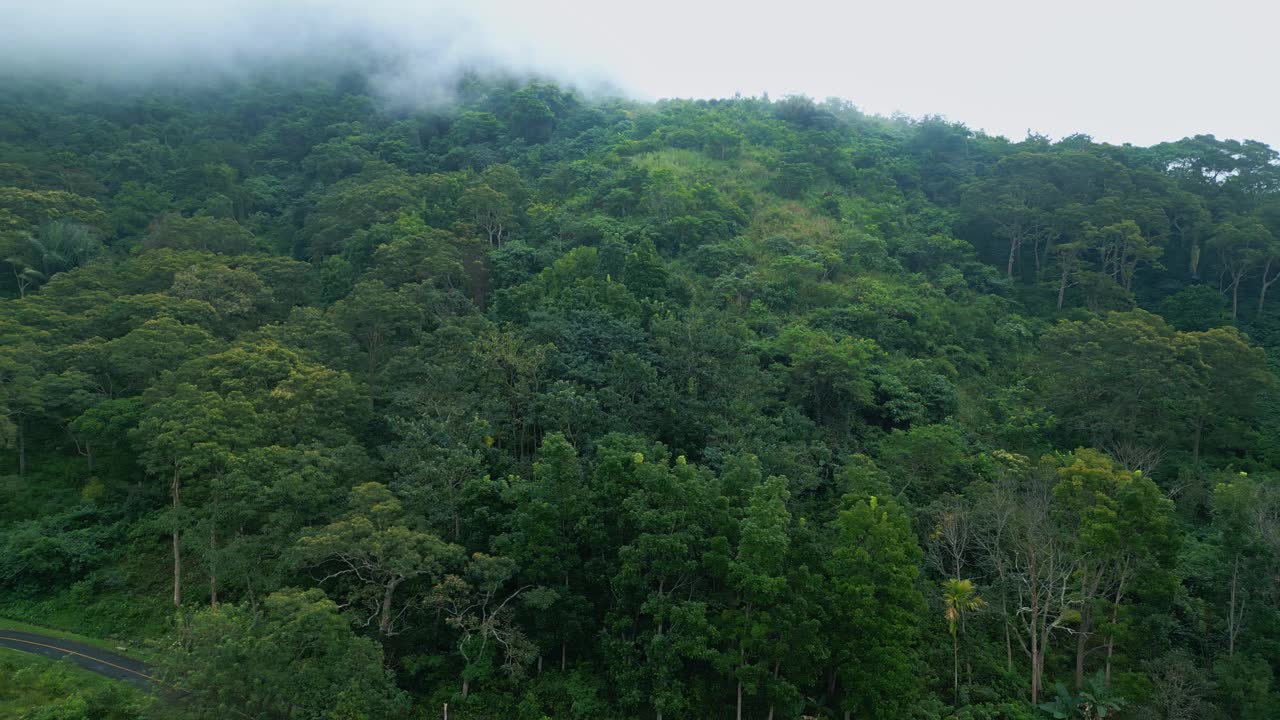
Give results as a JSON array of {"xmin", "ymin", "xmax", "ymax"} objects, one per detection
[{"xmin": 0, "ymin": 70, "xmax": 1278, "ymax": 719}]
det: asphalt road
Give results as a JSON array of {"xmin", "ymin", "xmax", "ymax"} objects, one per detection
[{"xmin": 0, "ymin": 630, "xmax": 158, "ymax": 690}]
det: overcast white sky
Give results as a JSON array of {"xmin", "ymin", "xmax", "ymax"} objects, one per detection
[{"xmin": 2, "ymin": 0, "xmax": 1276, "ymax": 147}]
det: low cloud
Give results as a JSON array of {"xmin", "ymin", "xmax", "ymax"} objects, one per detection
[
  {"xmin": 0, "ymin": 1, "xmax": 618, "ymax": 105},
  {"xmin": 2, "ymin": 0, "xmax": 1277, "ymax": 146}
]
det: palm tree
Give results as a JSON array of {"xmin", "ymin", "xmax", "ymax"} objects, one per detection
[
  {"xmin": 942, "ymin": 578, "xmax": 985, "ymax": 705},
  {"xmin": 5, "ymin": 221, "xmax": 102, "ymax": 296},
  {"xmin": 30, "ymin": 220, "xmax": 101, "ymax": 276}
]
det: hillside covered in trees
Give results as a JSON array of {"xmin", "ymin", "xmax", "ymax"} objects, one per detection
[{"xmin": 2, "ymin": 71, "xmax": 1280, "ymax": 720}]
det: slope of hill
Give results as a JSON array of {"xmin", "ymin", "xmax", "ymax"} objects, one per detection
[{"xmin": 2, "ymin": 74, "xmax": 1279, "ymax": 719}]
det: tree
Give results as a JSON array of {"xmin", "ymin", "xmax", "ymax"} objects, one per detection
[
  {"xmin": 1211, "ymin": 476, "xmax": 1277, "ymax": 657},
  {"xmin": 1183, "ymin": 326, "xmax": 1271, "ymax": 464},
  {"xmin": 459, "ymin": 183, "xmax": 515, "ymax": 247},
  {"xmin": 497, "ymin": 433, "xmax": 597, "ymax": 670},
  {"xmin": 1208, "ymin": 216, "xmax": 1270, "ymax": 319},
  {"xmin": 975, "ymin": 452, "xmax": 1078, "ymax": 705},
  {"xmin": 961, "ymin": 159, "xmax": 1059, "ymax": 279},
  {"xmin": 1052, "ymin": 449, "xmax": 1175, "ymax": 687},
  {"xmin": 602, "ymin": 444, "xmax": 725, "ymax": 720},
  {"xmin": 430, "ymin": 552, "xmax": 540, "ymax": 698},
  {"xmin": 144, "ymin": 214, "xmax": 255, "ymax": 254},
  {"xmin": 1087, "ymin": 219, "xmax": 1163, "ymax": 293},
  {"xmin": 1039, "ymin": 311, "xmax": 1194, "ymax": 463},
  {"xmin": 1050, "ymin": 237, "xmax": 1088, "ymax": 310},
  {"xmin": 133, "ymin": 383, "xmax": 259, "ymax": 607},
  {"xmin": 826, "ymin": 495, "xmax": 924, "ymax": 720},
  {"xmin": 726, "ymin": 475, "xmax": 791, "ymax": 720},
  {"xmin": 941, "ymin": 578, "xmax": 984, "ymax": 704},
  {"xmin": 297, "ymin": 482, "xmax": 463, "ymax": 637},
  {"xmin": 770, "ymin": 325, "xmax": 877, "ymax": 429},
  {"xmin": 329, "ymin": 279, "xmax": 426, "ymax": 404},
  {"xmin": 160, "ymin": 588, "xmax": 410, "ymax": 719}
]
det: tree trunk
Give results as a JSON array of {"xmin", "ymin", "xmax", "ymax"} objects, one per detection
[
  {"xmin": 1057, "ymin": 266, "xmax": 1069, "ymax": 309},
  {"xmin": 1193, "ymin": 416, "xmax": 1203, "ymax": 467},
  {"xmin": 1030, "ymin": 622, "xmax": 1040, "ymax": 705},
  {"xmin": 1232, "ymin": 278, "xmax": 1241, "ymax": 320},
  {"xmin": 1075, "ymin": 622, "xmax": 1088, "ymax": 689},
  {"xmin": 766, "ymin": 659, "xmax": 780, "ymax": 720},
  {"xmin": 1260, "ymin": 257, "xmax": 1278, "ymax": 315},
  {"xmin": 1029, "ymin": 558, "xmax": 1041, "ymax": 705},
  {"xmin": 953, "ymin": 632, "xmax": 960, "ymax": 704},
  {"xmin": 209, "ymin": 525, "xmax": 218, "ymax": 608},
  {"xmin": 379, "ymin": 578, "xmax": 400, "ymax": 636},
  {"xmin": 1104, "ymin": 573, "xmax": 1126, "ymax": 687},
  {"xmin": 736, "ymin": 645, "xmax": 744, "ymax": 720},
  {"xmin": 561, "ymin": 639, "xmax": 567, "ymax": 671},
  {"xmin": 16, "ymin": 417, "xmax": 25, "ymax": 478},
  {"xmin": 461, "ymin": 678, "xmax": 469, "ymax": 699},
  {"xmin": 1075, "ymin": 570, "xmax": 1090, "ymax": 689},
  {"xmin": 1005, "ymin": 616, "xmax": 1013, "ymax": 672},
  {"xmin": 1228, "ymin": 554, "xmax": 1241, "ymax": 657},
  {"xmin": 1007, "ymin": 237, "xmax": 1020, "ymax": 279},
  {"xmin": 172, "ymin": 464, "xmax": 182, "ymax": 607}
]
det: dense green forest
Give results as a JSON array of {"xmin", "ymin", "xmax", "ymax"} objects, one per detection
[{"xmin": 2, "ymin": 70, "xmax": 1280, "ymax": 720}]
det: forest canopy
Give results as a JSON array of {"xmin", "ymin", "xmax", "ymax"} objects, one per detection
[{"xmin": 2, "ymin": 71, "xmax": 1280, "ymax": 720}]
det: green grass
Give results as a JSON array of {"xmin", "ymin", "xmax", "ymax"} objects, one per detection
[
  {"xmin": 0, "ymin": 589, "xmax": 170, "ymax": 649},
  {"xmin": 0, "ymin": 647, "xmax": 151, "ymax": 719}
]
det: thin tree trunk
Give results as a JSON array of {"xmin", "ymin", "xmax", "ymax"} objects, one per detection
[
  {"xmin": 1029, "ymin": 553, "xmax": 1041, "ymax": 705},
  {"xmin": 953, "ymin": 632, "xmax": 960, "ymax": 704},
  {"xmin": 1193, "ymin": 416, "xmax": 1203, "ymax": 467},
  {"xmin": 1260, "ymin": 257, "xmax": 1278, "ymax": 314},
  {"xmin": 209, "ymin": 525, "xmax": 218, "ymax": 608},
  {"xmin": 1030, "ymin": 620, "xmax": 1040, "ymax": 705},
  {"xmin": 172, "ymin": 464, "xmax": 182, "ymax": 607},
  {"xmin": 379, "ymin": 578, "xmax": 400, "ymax": 636},
  {"xmin": 1075, "ymin": 570, "xmax": 1089, "ymax": 689},
  {"xmin": 1075, "ymin": 622, "xmax": 1088, "ymax": 689},
  {"xmin": 561, "ymin": 639, "xmax": 567, "ymax": 671},
  {"xmin": 1104, "ymin": 572, "xmax": 1126, "ymax": 687},
  {"xmin": 1005, "ymin": 614, "xmax": 1013, "ymax": 672},
  {"xmin": 1007, "ymin": 238, "xmax": 1019, "ymax": 279},
  {"xmin": 1228, "ymin": 554, "xmax": 1241, "ymax": 657},
  {"xmin": 16, "ymin": 417, "xmax": 25, "ymax": 478},
  {"xmin": 766, "ymin": 659, "xmax": 780, "ymax": 720}
]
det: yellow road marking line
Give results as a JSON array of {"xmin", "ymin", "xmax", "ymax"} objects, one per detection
[{"xmin": 0, "ymin": 635, "xmax": 162, "ymax": 684}]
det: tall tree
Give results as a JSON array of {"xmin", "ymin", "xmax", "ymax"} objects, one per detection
[
  {"xmin": 297, "ymin": 482, "xmax": 463, "ymax": 637},
  {"xmin": 826, "ymin": 495, "xmax": 925, "ymax": 720}
]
